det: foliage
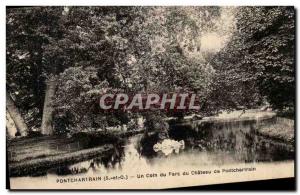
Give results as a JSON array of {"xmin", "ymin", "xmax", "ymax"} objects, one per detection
[
  {"xmin": 211, "ymin": 6, "xmax": 295, "ymax": 110},
  {"xmin": 6, "ymin": 6, "xmax": 295, "ymax": 134},
  {"xmin": 53, "ymin": 66, "xmax": 107, "ymax": 132},
  {"xmin": 7, "ymin": 7, "xmax": 65, "ymax": 129}
]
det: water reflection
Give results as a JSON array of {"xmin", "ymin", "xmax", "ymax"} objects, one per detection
[
  {"xmin": 48, "ymin": 128, "xmax": 293, "ymax": 176},
  {"xmin": 48, "ymin": 143, "xmax": 126, "ymax": 176}
]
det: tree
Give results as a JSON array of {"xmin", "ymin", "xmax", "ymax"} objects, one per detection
[
  {"xmin": 50, "ymin": 7, "xmax": 238, "ymax": 133},
  {"xmin": 10, "ymin": 6, "xmax": 291, "ymax": 137},
  {"xmin": 51, "ymin": 7, "xmax": 151, "ymax": 132},
  {"xmin": 7, "ymin": 7, "xmax": 67, "ymax": 134},
  {"xmin": 53, "ymin": 66, "xmax": 112, "ymax": 132},
  {"xmin": 211, "ymin": 6, "xmax": 295, "ymax": 111},
  {"xmin": 6, "ymin": 91, "xmax": 28, "ymax": 136},
  {"xmin": 128, "ymin": 7, "xmax": 226, "ymax": 118},
  {"xmin": 6, "ymin": 110, "xmax": 18, "ymax": 138}
]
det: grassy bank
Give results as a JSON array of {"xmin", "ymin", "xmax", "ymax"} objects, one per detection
[
  {"xmin": 259, "ymin": 117, "xmax": 294, "ymax": 145},
  {"xmin": 7, "ymin": 135, "xmax": 84, "ymax": 163},
  {"xmin": 7, "ymin": 129, "xmax": 144, "ymax": 177},
  {"xmin": 9, "ymin": 144, "xmax": 114, "ymax": 177}
]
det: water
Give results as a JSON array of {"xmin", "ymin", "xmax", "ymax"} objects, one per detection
[
  {"xmin": 42, "ymin": 135, "xmax": 237, "ymax": 176},
  {"xmin": 9, "ymin": 130, "xmax": 294, "ymax": 189},
  {"xmin": 9, "ymin": 113, "xmax": 294, "ymax": 189},
  {"xmin": 44, "ymin": 130, "xmax": 293, "ymax": 177}
]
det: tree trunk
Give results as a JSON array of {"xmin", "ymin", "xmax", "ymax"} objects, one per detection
[
  {"xmin": 41, "ymin": 79, "xmax": 57, "ymax": 135},
  {"xmin": 6, "ymin": 110, "xmax": 18, "ymax": 138},
  {"xmin": 6, "ymin": 92, "xmax": 28, "ymax": 136}
]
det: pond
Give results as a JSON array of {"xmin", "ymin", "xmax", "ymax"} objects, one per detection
[
  {"xmin": 10, "ymin": 127, "xmax": 294, "ymax": 181},
  {"xmin": 9, "ymin": 111, "xmax": 295, "ymax": 189}
]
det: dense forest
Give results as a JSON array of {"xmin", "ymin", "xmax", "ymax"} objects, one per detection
[{"xmin": 6, "ymin": 6, "xmax": 295, "ymax": 137}]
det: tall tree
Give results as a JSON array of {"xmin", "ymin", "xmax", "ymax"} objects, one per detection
[
  {"xmin": 6, "ymin": 91, "xmax": 28, "ymax": 136},
  {"xmin": 211, "ymin": 6, "xmax": 295, "ymax": 111},
  {"xmin": 7, "ymin": 7, "xmax": 67, "ymax": 134}
]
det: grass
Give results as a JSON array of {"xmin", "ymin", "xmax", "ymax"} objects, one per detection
[
  {"xmin": 7, "ymin": 135, "xmax": 83, "ymax": 163},
  {"xmin": 259, "ymin": 117, "xmax": 294, "ymax": 144},
  {"xmin": 7, "ymin": 129, "xmax": 144, "ymax": 177},
  {"xmin": 9, "ymin": 144, "xmax": 114, "ymax": 177}
]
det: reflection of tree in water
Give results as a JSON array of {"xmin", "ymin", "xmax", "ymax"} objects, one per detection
[
  {"xmin": 138, "ymin": 133, "xmax": 161, "ymax": 158},
  {"xmin": 49, "ymin": 141, "xmax": 126, "ymax": 176},
  {"xmin": 169, "ymin": 122, "xmax": 294, "ymax": 163},
  {"xmin": 138, "ymin": 111, "xmax": 170, "ymax": 158},
  {"xmin": 189, "ymin": 126, "xmax": 266, "ymax": 162},
  {"xmin": 52, "ymin": 166, "xmax": 87, "ymax": 175},
  {"xmin": 92, "ymin": 144, "xmax": 125, "ymax": 169}
]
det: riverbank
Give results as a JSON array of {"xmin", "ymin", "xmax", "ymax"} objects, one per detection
[
  {"xmin": 7, "ymin": 129, "xmax": 144, "ymax": 177},
  {"xmin": 259, "ymin": 117, "xmax": 294, "ymax": 144},
  {"xmin": 9, "ymin": 144, "xmax": 114, "ymax": 177},
  {"xmin": 7, "ymin": 109, "xmax": 294, "ymax": 177},
  {"xmin": 7, "ymin": 135, "xmax": 84, "ymax": 163}
]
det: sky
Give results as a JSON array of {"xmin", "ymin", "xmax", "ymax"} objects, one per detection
[{"xmin": 200, "ymin": 7, "xmax": 237, "ymax": 53}]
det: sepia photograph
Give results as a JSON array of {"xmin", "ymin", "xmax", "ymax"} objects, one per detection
[{"xmin": 5, "ymin": 6, "xmax": 295, "ymax": 190}]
